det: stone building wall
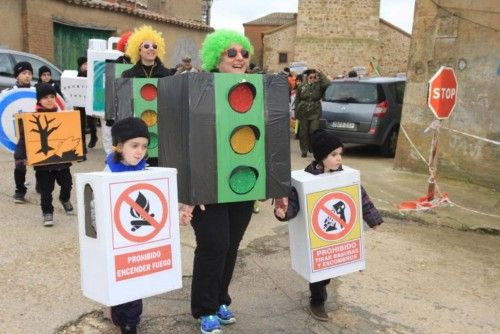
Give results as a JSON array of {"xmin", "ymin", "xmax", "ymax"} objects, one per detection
[
  {"xmin": 378, "ymin": 20, "xmax": 411, "ymax": 76},
  {"xmin": 262, "ymin": 23, "xmax": 297, "ymax": 73},
  {"xmin": 0, "ymin": 0, "xmax": 209, "ymax": 67},
  {"xmin": 294, "ymin": 0, "xmax": 381, "ymax": 76},
  {"xmin": 394, "ymin": 0, "xmax": 500, "ymax": 188},
  {"xmin": 244, "ymin": 24, "xmax": 282, "ymax": 68}
]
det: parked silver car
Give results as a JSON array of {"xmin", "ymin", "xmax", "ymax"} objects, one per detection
[
  {"xmin": 321, "ymin": 77, "xmax": 405, "ymax": 157},
  {"xmin": 0, "ymin": 48, "xmax": 62, "ymax": 91}
]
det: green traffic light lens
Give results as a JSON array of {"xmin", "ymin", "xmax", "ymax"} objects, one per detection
[
  {"xmin": 229, "ymin": 166, "xmax": 258, "ymax": 194},
  {"xmin": 148, "ymin": 132, "xmax": 158, "ymax": 149},
  {"xmin": 228, "ymin": 82, "xmax": 256, "ymax": 113}
]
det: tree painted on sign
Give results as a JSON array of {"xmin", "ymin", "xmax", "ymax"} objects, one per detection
[{"xmin": 29, "ymin": 114, "xmax": 60, "ymax": 155}]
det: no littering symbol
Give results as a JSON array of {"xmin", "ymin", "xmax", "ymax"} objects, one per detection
[{"xmin": 311, "ymin": 192, "xmax": 357, "ymax": 241}]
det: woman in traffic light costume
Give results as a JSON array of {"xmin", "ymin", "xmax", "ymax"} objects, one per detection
[
  {"xmin": 122, "ymin": 25, "xmax": 175, "ymax": 79},
  {"xmin": 121, "ymin": 25, "xmax": 175, "ymax": 167},
  {"xmin": 179, "ymin": 29, "xmax": 257, "ymax": 334}
]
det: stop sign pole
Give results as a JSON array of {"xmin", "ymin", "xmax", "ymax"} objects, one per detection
[{"xmin": 426, "ymin": 66, "xmax": 458, "ymax": 200}]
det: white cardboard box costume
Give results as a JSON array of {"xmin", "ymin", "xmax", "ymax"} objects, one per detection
[
  {"xmin": 288, "ymin": 165, "xmax": 365, "ymax": 283},
  {"xmin": 61, "ymin": 70, "xmax": 86, "ymax": 108},
  {"xmin": 76, "ymin": 167, "xmax": 182, "ymax": 306},
  {"xmin": 85, "ymin": 38, "xmax": 122, "ymax": 117}
]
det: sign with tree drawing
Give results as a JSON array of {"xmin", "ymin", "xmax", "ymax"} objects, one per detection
[{"xmin": 16, "ymin": 110, "xmax": 84, "ymax": 166}]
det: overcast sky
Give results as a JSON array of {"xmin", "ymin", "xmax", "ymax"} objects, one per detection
[{"xmin": 211, "ymin": 0, "xmax": 416, "ymax": 34}]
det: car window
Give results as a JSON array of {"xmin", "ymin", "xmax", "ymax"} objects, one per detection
[
  {"xmin": 323, "ymin": 82, "xmax": 378, "ymax": 104},
  {"xmin": 12, "ymin": 54, "xmax": 49, "ymax": 82},
  {"xmin": 0, "ymin": 53, "xmax": 14, "ymax": 76}
]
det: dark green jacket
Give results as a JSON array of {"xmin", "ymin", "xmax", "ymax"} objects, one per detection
[{"xmin": 295, "ymin": 72, "xmax": 330, "ymax": 119}]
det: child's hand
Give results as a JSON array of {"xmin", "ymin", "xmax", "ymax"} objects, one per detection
[
  {"xmin": 178, "ymin": 203, "xmax": 205, "ymax": 225},
  {"xmin": 274, "ymin": 197, "xmax": 288, "ymax": 219},
  {"xmin": 372, "ymin": 224, "xmax": 381, "ymax": 231}
]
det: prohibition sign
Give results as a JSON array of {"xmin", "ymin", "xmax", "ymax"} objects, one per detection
[
  {"xmin": 311, "ymin": 191, "xmax": 357, "ymax": 241},
  {"xmin": 113, "ymin": 183, "xmax": 169, "ymax": 243}
]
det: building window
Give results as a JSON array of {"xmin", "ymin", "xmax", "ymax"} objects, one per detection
[{"xmin": 278, "ymin": 52, "xmax": 288, "ymax": 64}]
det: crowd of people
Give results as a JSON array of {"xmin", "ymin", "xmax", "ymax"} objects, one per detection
[{"xmin": 3, "ymin": 25, "xmax": 382, "ymax": 334}]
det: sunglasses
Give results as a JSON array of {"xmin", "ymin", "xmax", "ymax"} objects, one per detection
[
  {"xmin": 142, "ymin": 43, "xmax": 158, "ymax": 50},
  {"xmin": 226, "ymin": 48, "xmax": 249, "ymax": 59}
]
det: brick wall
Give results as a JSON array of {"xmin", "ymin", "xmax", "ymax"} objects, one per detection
[
  {"xmin": 0, "ymin": 0, "xmax": 23, "ymax": 50},
  {"xmin": 3, "ymin": 0, "xmax": 208, "ymax": 68}
]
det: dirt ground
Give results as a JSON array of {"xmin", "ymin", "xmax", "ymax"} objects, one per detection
[{"xmin": 53, "ymin": 217, "xmax": 500, "ymax": 334}]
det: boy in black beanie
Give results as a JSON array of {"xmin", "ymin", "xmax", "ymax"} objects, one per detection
[
  {"xmin": 33, "ymin": 83, "xmax": 74, "ymax": 226},
  {"xmin": 36, "ymin": 65, "xmax": 64, "ymax": 98},
  {"xmin": 274, "ymin": 129, "xmax": 383, "ymax": 321},
  {"xmin": 8, "ymin": 61, "xmax": 34, "ymax": 203}
]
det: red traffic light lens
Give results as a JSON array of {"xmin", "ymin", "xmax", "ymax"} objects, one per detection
[
  {"xmin": 228, "ymin": 83, "xmax": 256, "ymax": 113},
  {"xmin": 140, "ymin": 83, "xmax": 157, "ymax": 101}
]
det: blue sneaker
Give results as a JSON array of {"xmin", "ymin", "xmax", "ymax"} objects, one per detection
[
  {"xmin": 217, "ymin": 304, "xmax": 236, "ymax": 325},
  {"xmin": 199, "ymin": 315, "xmax": 222, "ymax": 334}
]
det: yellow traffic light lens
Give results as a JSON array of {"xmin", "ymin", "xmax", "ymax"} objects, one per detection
[
  {"xmin": 140, "ymin": 110, "xmax": 157, "ymax": 127},
  {"xmin": 140, "ymin": 84, "xmax": 157, "ymax": 101},
  {"xmin": 228, "ymin": 82, "xmax": 256, "ymax": 113},
  {"xmin": 230, "ymin": 125, "xmax": 260, "ymax": 154},
  {"xmin": 229, "ymin": 166, "xmax": 258, "ymax": 194}
]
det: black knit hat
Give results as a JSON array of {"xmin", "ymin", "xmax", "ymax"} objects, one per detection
[
  {"xmin": 14, "ymin": 61, "xmax": 33, "ymax": 78},
  {"xmin": 311, "ymin": 129, "xmax": 343, "ymax": 162},
  {"xmin": 111, "ymin": 117, "xmax": 150, "ymax": 146},
  {"xmin": 38, "ymin": 65, "xmax": 51, "ymax": 77},
  {"xmin": 77, "ymin": 56, "xmax": 87, "ymax": 68},
  {"xmin": 36, "ymin": 83, "xmax": 57, "ymax": 102}
]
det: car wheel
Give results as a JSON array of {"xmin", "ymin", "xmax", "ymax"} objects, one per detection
[{"xmin": 380, "ymin": 127, "xmax": 399, "ymax": 157}]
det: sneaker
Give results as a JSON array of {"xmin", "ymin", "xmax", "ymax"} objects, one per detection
[
  {"xmin": 60, "ymin": 199, "xmax": 74, "ymax": 215},
  {"xmin": 120, "ymin": 325, "xmax": 137, "ymax": 334},
  {"xmin": 309, "ymin": 303, "xmax": 329, "ymax": 322},
  {"xmin": 199, "ymin": 315, "xmax": 222, "ymax": 334},
  {"xmin": 13, "ymin": 192, "xmax": 26, "ymax": 203},
  {"xmin": 43, "ymin": 213, "xmax": 54, "ymax": 227},
  {"xmin": 217, "ymin": 304, "xmax": 236, "ymax": 325}
]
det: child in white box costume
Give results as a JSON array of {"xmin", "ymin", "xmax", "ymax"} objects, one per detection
[
  {"xmin": 274, "ymin": 129, "xmax": 383, "ymax": 322},
  {"xmin": 106, "ymin": 117, "xmax": 150, "ymax": 333}
]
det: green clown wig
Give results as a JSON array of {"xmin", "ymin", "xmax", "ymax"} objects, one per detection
[
  {"xmin": 200, "ymin": 29, "xmax": 254, "ymax": 72},
  {"xmin": 126, "ymin": 25, "xmax": 166, "ymax": 64}
]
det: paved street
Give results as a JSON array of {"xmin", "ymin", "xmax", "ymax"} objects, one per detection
[{"xmin": 0, "ymin": 136, "xmax": 498, "ymax": 334}]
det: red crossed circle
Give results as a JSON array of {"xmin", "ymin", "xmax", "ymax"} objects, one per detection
[
  {"xmin": 311, "ymin": 191, "xmax": 357, "ymax": 241},
  {"xmin": 113, "ymin": 183, "xmax": 168, "ymax": 243}
]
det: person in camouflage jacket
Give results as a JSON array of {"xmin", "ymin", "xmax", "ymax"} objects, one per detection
[{"xmin": 295, "ymin": 69, "xmax": 330, "ymax": 157}]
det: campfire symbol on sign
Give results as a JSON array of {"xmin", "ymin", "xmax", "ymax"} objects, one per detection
[
  {"xmin": 322, "ymin": 201, "xmax": 346, "ymax": 232},
  {"xmin": 129, "ymin": 192, "xmax": 154, "ymax": 232}
]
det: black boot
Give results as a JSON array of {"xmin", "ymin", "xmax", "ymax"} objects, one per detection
[{"xmin": 88, "ymin": 135, "xmax": 98, "ymax": 148}]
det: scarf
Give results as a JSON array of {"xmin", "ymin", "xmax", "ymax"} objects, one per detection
[{"xmin": 106, "ymin": 153, "xmax": 146, "ymax": 173}]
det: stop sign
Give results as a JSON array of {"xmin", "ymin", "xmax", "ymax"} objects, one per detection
[{"xmin": 428, "ymin": 66, "xmax": 458, "ymax": 119}]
